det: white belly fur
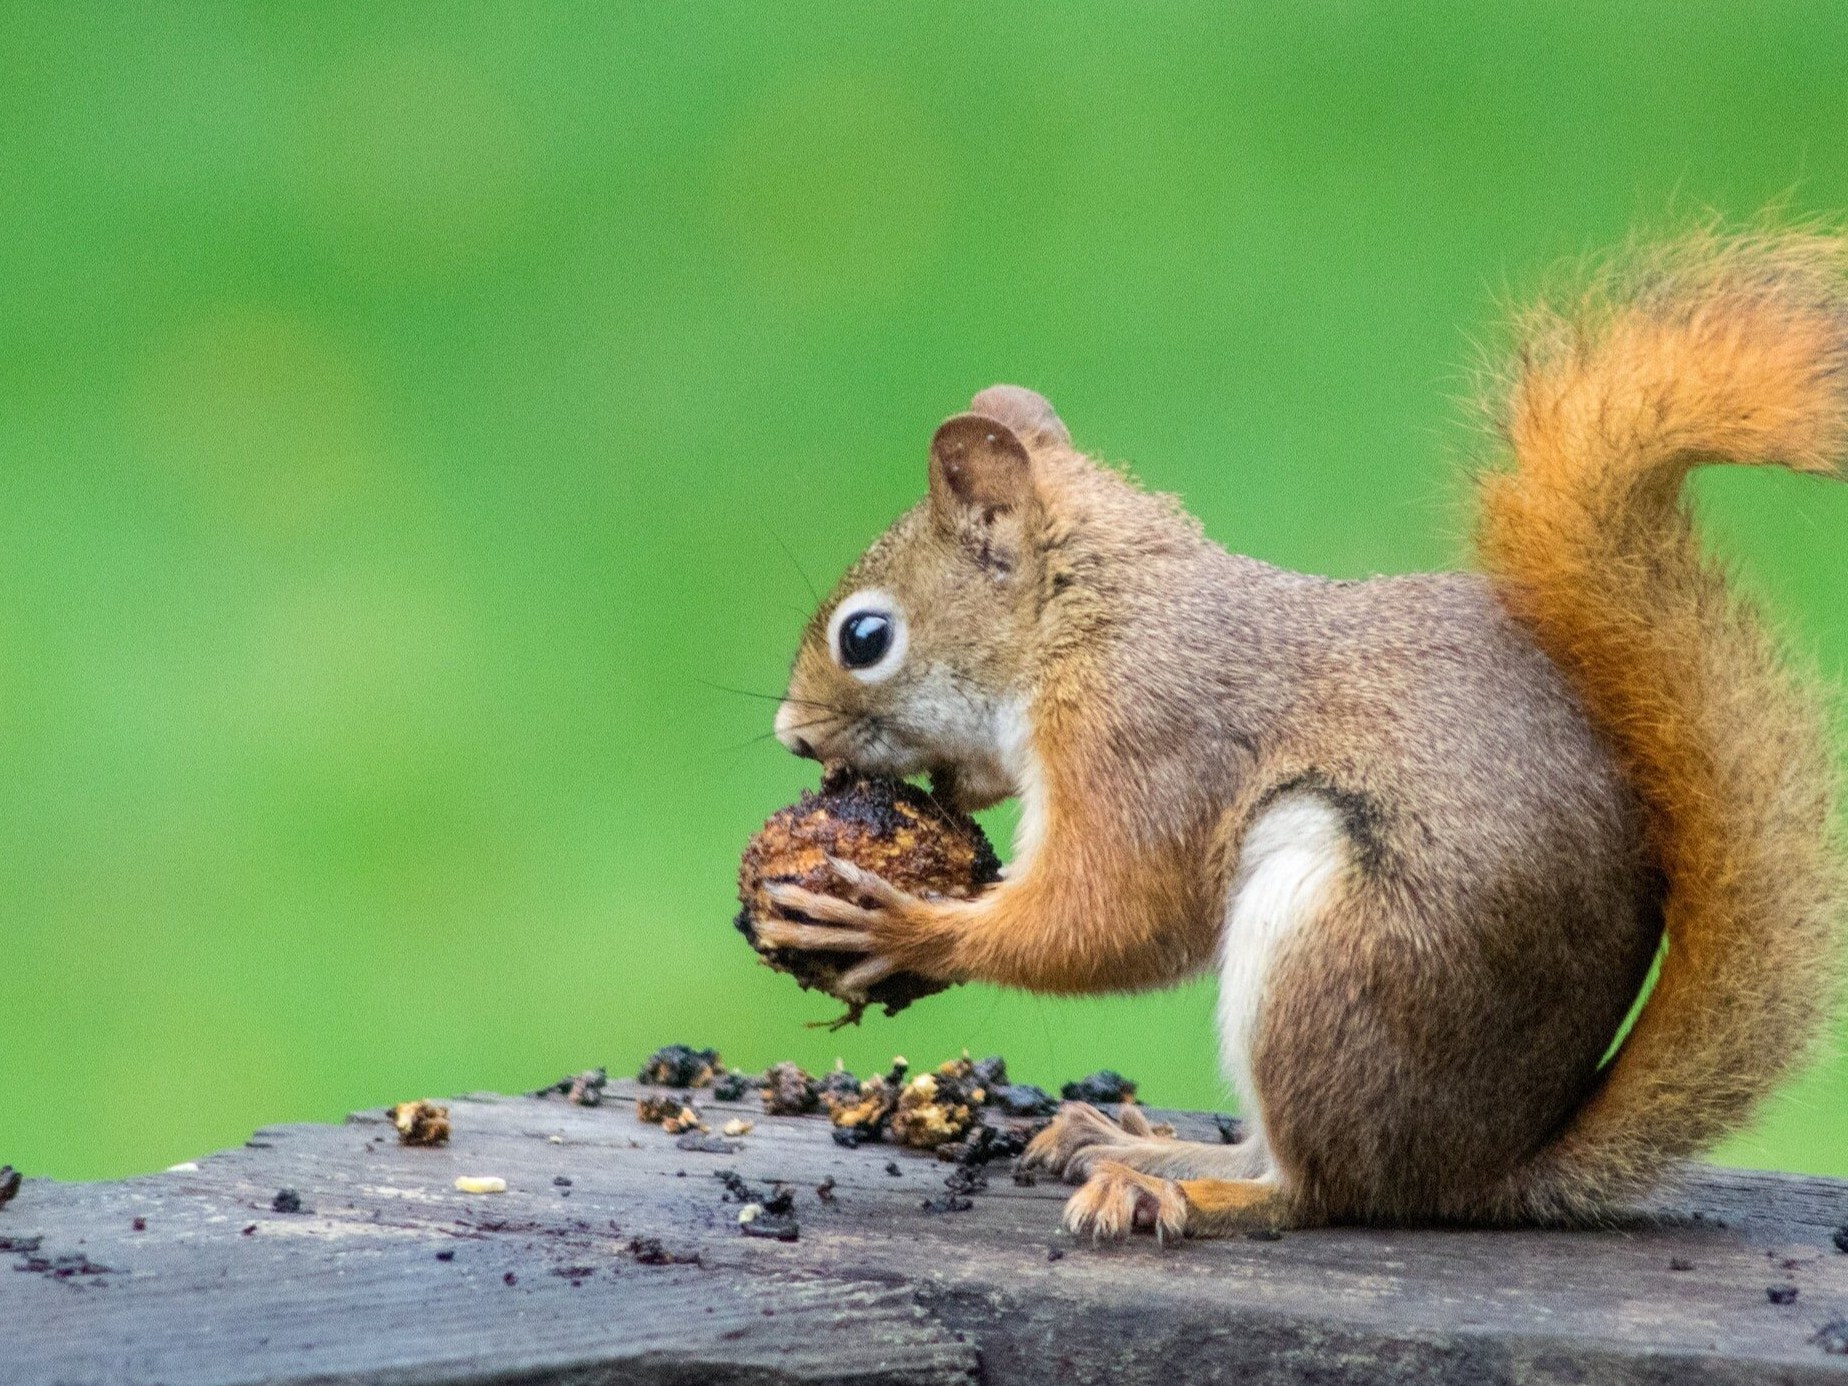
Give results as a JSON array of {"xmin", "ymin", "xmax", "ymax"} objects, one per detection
[{"xmin": 1217, "ymin": 793, "xmax": 1350, "ymax": 1149}]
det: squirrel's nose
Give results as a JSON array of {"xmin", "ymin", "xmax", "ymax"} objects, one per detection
[{"xmin": 774, "ymin": 701, "xmax": 822, "ymax": 759}]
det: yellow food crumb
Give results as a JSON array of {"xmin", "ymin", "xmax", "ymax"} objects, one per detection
[{"xmin": 455, "ymin": 1176, "xmax": 507, "ymax": 1195}]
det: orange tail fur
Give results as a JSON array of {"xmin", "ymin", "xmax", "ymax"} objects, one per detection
[{"xmin": 1477, "ymin": 232, "xmax": 1848, "ymax": 1220}]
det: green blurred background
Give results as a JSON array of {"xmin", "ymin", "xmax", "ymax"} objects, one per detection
[{"xmin": 3, "ymin": 2, "xmax": 1846, "ymax": 1182}]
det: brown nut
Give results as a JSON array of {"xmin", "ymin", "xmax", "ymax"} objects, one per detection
[{"xmin": 736, "ymin": 769, "xmax": 1001, "ymax": 1026}]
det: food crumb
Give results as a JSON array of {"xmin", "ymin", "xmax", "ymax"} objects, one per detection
[
  {"xmin": 241, "ymin": 1224, "xmax": 256, "ymax": 1236},
  {"xmin": 504, "ymin": 1271, "xmax": 518, "ymax": 1286},
  {"xmin": 1768, "ymin": 1285, "xmax": 1799, "ymax": 1305},
  {"xmin": 1047, "ymin": 1245, "xmax": 1065, "ymax": 1262},
  {"xmin": 761, "ymin": 1062, "xmax": 821, "ymax": 1116},
  {"xmin": 553, "ymin": 1176, "xmax": 573, "ymax": 1187},
  {"xmin": 816, "ymin": 1177, "xmax": 836, "ymax": 1204},
  {"xmin": 455, "ymin": 1176, "xmax": 508, "ymax": 1195},
  {"xmin": 537, "ymin": 1068, "xmax": 609, "ymax": 1107},
  {"xmin": 388, "ymin": 1100, "xmax": 452, "ymax": 1147},
  {"xmin": 636, "ymin": 1095, "xmax": 704, "ymax": 1133},
  {"xmin": 885, "ymin": 1161, "xmax": 903, "ymax": 1177},
  {"xmin": 166, "ymin": 1162, "xmax": 200, "ymax": 1174},
  {"xmin": 1668, "ymin": 1257, "xmax": 1694, "ymax": 1271},
  {"xmin": 721, "ymin": 1118, "xmax": 755, "ymax": 1138},
  {"xmin": 638, "ymin": 1045, "xmax": 726, "ymax": 1088},
  {"xmin": 271, "ymin": 1189, "xmax": 307, "ymax": 1214},
  {"xmin": 131, "ymin": 1217, "xmax": 147, "ymax": 1232},
  {"xmin": 435, "ymin": 1249, "xmax": 455, "ymax": 1261}
]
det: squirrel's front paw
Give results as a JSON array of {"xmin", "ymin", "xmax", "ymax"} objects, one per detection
[
  {"xmin": 1063, "ymin": 1161, "xmax": 1187, "ymax": 1243},
  {"xmin": 1020, "ymin": 1101, "xmax": 1165, "ymax": 1183},
  {"xmin": 760, "ymin": 857, "xmax": 949, "ymax": 995}
]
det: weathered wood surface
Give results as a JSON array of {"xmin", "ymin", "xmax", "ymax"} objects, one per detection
[{"xmin": 4, "ymin": 1079, "xmax": 1848, "ymax": 1385}]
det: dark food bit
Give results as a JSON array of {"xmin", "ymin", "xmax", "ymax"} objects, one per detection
[
  {"xmin": 1061, "ymin": 1071, "xmax": 1138, "ymax": 1104},
  {"xmin": 435, "ymin": 1249, "xmax": 456, "ymax": 1261},
  {"xmin": 536, "ymin": 1067, "xmax": 608, "ymax": 1107},
  {"xmin": 0, "ymin": 1166, "xmax": 19, "ymax": 1209},
  {"xmin": 629, "ymin": 1236, "xmax": 700, "ymax": 1266},
  {"xmin": 1767, "ymin": 1285, "xmax": 1799, "ymax": 1305},
  {"xmin": 271, "ymin": 1189, "xmax": 307, "ymax": 1215},
  {"xmin": 716, "ymin": 1168, "xmax": 800, "ymax": 1241},
  {"xmin": 815, "ymin": 1177, "xmax": 836, "ymax": 1204},
  {"xmin": 14, "ymin": 1250, "xmax": 111, "ymax": 1278},
  {"xmin": 132, "ymin": 1217, "xmax": 147, "ymax": 1232},
  {"xmin": 741, "ymin": 1209, "xmax": 801, "ymax": 1242},
  {"xmin": 920, "ymin": 1194, "xmax": 974, "ymax": 1214},
  {"xmin": 675, "ymin": 1132, "xmax": 741, "ymax": 1154},
  {"xmin": 388, "ymin": 1100, "xmax": 451, "ymax": 1147},
  {"xmin": 1817, "ymin": 1317, "xmax": 1848, "ymax": 1355},
  {"xmin": 988, "ymin": 1083, "xmax": 1059, "ymax": 1117},
  {"xmin": 712, "ymin": 1072, "xmax": 757, "ymax": 1103},
  {"xmin": 1668, "ymin": 1257, "xmax": 1694, "ymax": 1271},
  {"xmin": 761, "ymin": 1062, "xmax": 821, "ymax": 1116},
  {"xmin": 737, "ymin": 769, "xmax": 1002, "ymax": 1027},
  {"xmin": 638, "ymin": 1045, "xmax": 725, "ymax": 1088},
  {"xmin": 0, "ymin": 1236, "xmax": 43, "ymax": 1254}
]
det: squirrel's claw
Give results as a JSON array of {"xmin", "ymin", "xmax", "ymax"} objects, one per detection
[
  {"xmin": 836, "ymin": 954, "xmax": 899, "ymax": 995},
  {"xmin": 763, "ymin": 883, "xmax": 882, "ymax": 935},
  {"xmin": 823, "ymin": 855, "xmax": 918, "ymax": 908}
]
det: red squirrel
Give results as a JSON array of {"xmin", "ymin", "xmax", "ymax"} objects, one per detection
[{"xmin": 756, "ymin": 232, "xmax": 1845, "ymax": 1237}]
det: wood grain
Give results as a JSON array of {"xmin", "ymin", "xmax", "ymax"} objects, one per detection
[{"xmin": 3, "ymin": 1080, "xmax": 1847, "ymax": 1384}]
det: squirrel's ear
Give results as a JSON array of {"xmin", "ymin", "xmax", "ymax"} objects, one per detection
[
  {"xmin": 968, "ymin": 385, "xmax": 1070, "ymax": 449},
  {"xmin": 928, "ymin": 413, "xmax": 1038, "ymax": 573}
]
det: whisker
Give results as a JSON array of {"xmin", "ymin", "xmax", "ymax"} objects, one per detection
[
  {"xmin": 765, "ymin": 528, "xmax": 821, "ymax": 605},
  {"xmin": 690, "ymin": 678, "xmax": 850, "ymax": 715}
]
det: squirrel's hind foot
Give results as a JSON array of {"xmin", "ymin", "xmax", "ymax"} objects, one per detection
[{"xmin": 1062, "ymin": 1161, "xmax": 1188, "ymax": 1243}]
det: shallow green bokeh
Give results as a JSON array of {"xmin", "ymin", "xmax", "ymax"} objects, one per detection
[{"xmin": 2, "ymin": 3, "xmax": 1845, "ymax": 1181}]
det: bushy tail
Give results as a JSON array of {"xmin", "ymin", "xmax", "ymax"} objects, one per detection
[{"xmin": 1476, "ymin": 231, "xmax": 1848, "ymax": 1221}]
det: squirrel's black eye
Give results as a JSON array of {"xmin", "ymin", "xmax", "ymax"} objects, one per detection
[{"xmin": 837, "ymin": 611, "xmax": 893, "ymax": 669}]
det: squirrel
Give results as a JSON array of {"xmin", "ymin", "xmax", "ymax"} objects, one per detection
[{"xmin": 757, "ymin": 231, "xmax": 1846, "ymax": 1238}]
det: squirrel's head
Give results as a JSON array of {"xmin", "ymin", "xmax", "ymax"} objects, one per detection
[{"xmin": 774, "ymin": 386, "xmax": 1070, "ymax": 810}]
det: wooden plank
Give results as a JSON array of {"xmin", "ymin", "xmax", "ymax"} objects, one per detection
[{"xmin": 3, "ymin": 1079, "xmax": 1846, "ymax": 1384}]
